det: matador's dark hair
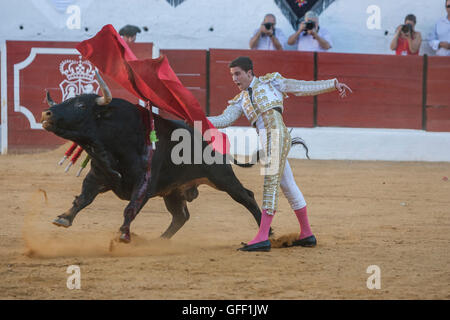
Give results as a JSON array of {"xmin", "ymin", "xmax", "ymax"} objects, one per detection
[{"xmin": 229, "ymin": 56, "xmax": 254, "ymax": 73}]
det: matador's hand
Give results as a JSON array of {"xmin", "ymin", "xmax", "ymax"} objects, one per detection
[{"xmin": 335, "ymin": 80, "xmax": 353, "ymax": 98}]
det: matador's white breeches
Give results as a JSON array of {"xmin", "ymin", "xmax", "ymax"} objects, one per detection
[
  {"xmin": 256, "ymin": 110, "xmax": 307, "ymax": 215},
  {"xmin": 280, "ymin": 160, "xmax": 307, "ymax": 211}
]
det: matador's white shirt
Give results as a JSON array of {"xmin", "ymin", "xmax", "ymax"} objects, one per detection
[{"xmin": 208, "ymin": 72, "xmax": 337, "ymax": 128}]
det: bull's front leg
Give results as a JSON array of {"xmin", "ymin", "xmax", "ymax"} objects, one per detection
[
  {"xmin": 118, "ymin": 168, "xmax": 153, "ymax": 242},
  {"xmin": 119, "ymin": 145, "xmax": 155, "ymax": 242},
  {"xmin": 118, "ymin": 178, "xmax": 151, "ymax": 243},
  {"xmin": 53, "ymin": 171, "xmax": 108, "ymax": 228}
]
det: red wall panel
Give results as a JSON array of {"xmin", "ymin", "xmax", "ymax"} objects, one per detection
[
  {"xmin": 427, "ymin": 56, "xmax": 450, "ymax": 106},
  {"xmin": 317, "ymin": 52, "xmax": 423, "ymax": 129},
  {"xmin": 4, "ymin": 44, "xmax": 450, "ymax": 152},
  {"xmin": 7, "ymin": 41, "xmax": 78, "ymax": 149},
  {"xmin": 5, "ymin": 41, "xmax": 152, "ymax": 150},
  {"xmin": 427, "ymin": 106, "xmax": 450, "ymax": 132},
  {"xmin": 426, "ymin": 56, "xmax": 450, "ymax": 132},
  {"xmin": 209, "ymin": 49, "xmax": 315, "ymax": 127}
]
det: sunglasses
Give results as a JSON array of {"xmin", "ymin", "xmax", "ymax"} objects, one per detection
[{"xmin": 448, "ymin": 5, "xmax": 450, "ymax": 8}]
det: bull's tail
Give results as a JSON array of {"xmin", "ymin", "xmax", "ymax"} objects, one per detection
[
  {"xmin": 290, "ymin": 136, "xmax": 310, "ymax": 160},
  {"xmin": 232, "ymin": 134, "xmax": 310, "ymax": 168},
  {"xmin": 232, "ymin": 152, "xmax": 259, "ymax": 168}
]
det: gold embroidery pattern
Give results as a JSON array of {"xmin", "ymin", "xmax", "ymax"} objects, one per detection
[
  {"xmin": 228, "ymin": 91, "xmax": 244, "ymax": 104},
  {"xmin": 259, "ymin": 109, "xmax": 291, "ymax": 215},
  {"xmin": 241, "ymin": 73, "xmax": 288, "ymax": 125},
  {"xmin": 242, "ymin": 93, "xmax": 257, "ymax": 122},
  {"xmin": 255, "ymin": 88, "xmax": 266, "ymax": 96},
  {"xmin": 254, "ymin": 95, "xmax": 269, "ymax": 105},
  {"xmin": 259, "ymin": 72, "xmax": 283, "ymax": 83}
]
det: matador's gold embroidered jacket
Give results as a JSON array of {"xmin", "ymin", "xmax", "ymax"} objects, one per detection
[{"xmin": 208, "ymin": 72, "xmax": 337, "ymax": 128}]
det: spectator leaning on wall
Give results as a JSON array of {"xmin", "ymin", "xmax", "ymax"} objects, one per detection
[
  {"xmin": 428, "ymin": 0, "xmax": 450, "ymax": 56},
  {"xmin": 119, "ymin": 24, "xmax": 141, "ymax": 44},
  {"xmin": 390, "ymin": 14, "xmax": 422, "ymax": 56},
  {"xmin": 249, "ymin": 14, "xmax": 286, "ymax": 50},
  {"xmin": 287, "ymin": 11, "xmax": 332, "ymax": 52}
]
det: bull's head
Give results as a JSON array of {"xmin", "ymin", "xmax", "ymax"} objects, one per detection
[{"xmin": 41, "ymin": 71, "xmax": 112, "ymax": 139}]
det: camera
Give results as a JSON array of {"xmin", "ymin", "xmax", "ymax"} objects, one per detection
[
  {"xmin": 401, "ymin": 24, "xmax": 413, "ymax": 34},
  {"xmin": 305, "ymin": 20, "xmax": 316, "ymax": 30},
  {"xmin": 264, "ymin": 22, "xmax": 274, "ymax": 30}
]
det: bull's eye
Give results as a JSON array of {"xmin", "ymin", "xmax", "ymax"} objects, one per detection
[{"xmin": 75, "ymin": 102, "xmax": 85, "ymax": 109}]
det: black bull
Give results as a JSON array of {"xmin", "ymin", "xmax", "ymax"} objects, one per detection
[{"xmin": 41, "ymin": 92, "xmax": 265, "ymax": 243}]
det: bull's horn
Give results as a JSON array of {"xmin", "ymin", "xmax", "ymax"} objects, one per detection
[
  {"xmin": 46, "ymin": 90, "xmax": 56, "ymax": 107},
  {"xmin": 95, "ymin": 70, "xmax": 112, "ymax": 106}
]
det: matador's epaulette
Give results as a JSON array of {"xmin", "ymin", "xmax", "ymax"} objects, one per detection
[
  {"xmin": 259, "ymin": 72, "xmax": 284, "ymax": 83},
  {"xmin": 227, "ymin": 90, "xmax": 245, "ymax": 105}
]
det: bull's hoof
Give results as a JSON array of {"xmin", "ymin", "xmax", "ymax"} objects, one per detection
[
  {"xmin": 119, "ymin": 233, "xmax": 131, "ymax": 243},
  {"xmin": 52, "ymin": 217, "xmax": 72, "ymax": 228}
]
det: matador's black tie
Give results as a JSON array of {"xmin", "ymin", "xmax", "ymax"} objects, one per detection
[{"xmin": 247, "ymin": 87, "xmax": 255, "ymax": 106}]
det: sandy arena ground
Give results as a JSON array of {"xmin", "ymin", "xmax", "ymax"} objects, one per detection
[{"xmin": 0, "ymin": 143, "xmax": 449, "ymax": 300}]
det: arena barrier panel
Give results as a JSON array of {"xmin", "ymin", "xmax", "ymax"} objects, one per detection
[
  {"xmin": 317, "ymin": 52, "xmax": 423, "ymax": 129},
  {"xmin": 426, "ymin": 56, "xmax": 450, "ymax": 132},
  {"xmin": 2, "ymin": 44, "xmax": 450, "ymax": 154},
  {"xmin": 0, "ymin": 40, "xmax": 152, "ymax": 153}
]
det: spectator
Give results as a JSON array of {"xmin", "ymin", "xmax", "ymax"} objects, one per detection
[
  {"xmin": 390, "ymin": 14, "xmax": 422, "ymax": 55},
  {"xmin": 119, "ymin": 25, "xmax": 141, "ymax": 44},
  {"xmin": 249, "ymin": 14, "xmax": 286, "ymax": 50},
  {"xmin": 287, "ymin": 11, "xmax": 332, "ymax": 52},
  {"xmin": 429, "ymin": 0, "xmax": 450, "ymax": 56}
]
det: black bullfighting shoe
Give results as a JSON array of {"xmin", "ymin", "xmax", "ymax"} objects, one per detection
[
  {"xmin": 291, "ymin": 235, "xmax": 317, "ymax": 247},
  {"xmin": 238, "ymin": 240, "xmax": 271, "ymax": 252}
]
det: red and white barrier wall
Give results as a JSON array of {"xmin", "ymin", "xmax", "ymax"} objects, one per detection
[
  {"xmin": 1, "ymin": 42, "xmax": 450, "ymax": 161},
  {"xmin": 1, "ymin": 40, "xmax": 153, "ymax": 152}
]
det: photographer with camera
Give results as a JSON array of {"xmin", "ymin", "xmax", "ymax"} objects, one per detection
[
  {"xmin": 249, "ymin": 14, "xmax": 286, "ymax": 50},
  {"xmin": 287, "ymin": 11, "xmax": 332, "ymax": 52},
  {"xmin": 390, "ymin": 14, "xmax": 422, "ymax": 55}
]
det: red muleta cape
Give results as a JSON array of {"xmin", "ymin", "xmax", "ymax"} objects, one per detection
[{"xmin": 76, "ymin": 24, "xmax": 229, "ymax": 155}]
